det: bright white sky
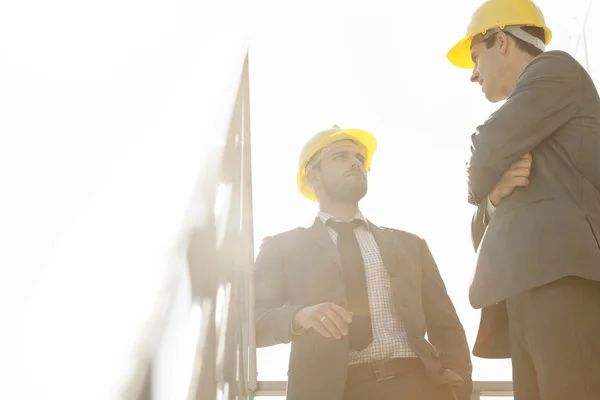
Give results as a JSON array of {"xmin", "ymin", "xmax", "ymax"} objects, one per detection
[{"xmin": 0, "ymin": 0, "xmax": 596, "ymax": 399}]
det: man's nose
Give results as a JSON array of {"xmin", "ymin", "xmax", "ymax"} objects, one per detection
[
  {"xmin": 470, "ymin": 68, "xmax": 479, "ymax": 83},
  {"xmin": 350, "ymin": 158, "xmax": 365, "ymax": 172}
]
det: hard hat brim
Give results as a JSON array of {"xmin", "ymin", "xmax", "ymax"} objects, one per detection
[{"xmin": 447, "ymin": 34, "xmax": 475, "ymax": 69}]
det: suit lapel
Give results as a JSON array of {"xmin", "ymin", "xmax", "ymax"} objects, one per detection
[{"xmin": 307, "ymin": 217, "xmax": 341, "ymax": 267}]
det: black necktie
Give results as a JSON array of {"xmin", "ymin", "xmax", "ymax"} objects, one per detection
[{"xmin": 327, "ymin": 219, "xmax": 373, "ymax": 351}]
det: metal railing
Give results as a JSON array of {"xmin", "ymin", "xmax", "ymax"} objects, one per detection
[
  {"xmin": 185, "ymin": 51, "xmax": 255, "ymax": 400},
  {"xmin": 254, "ymin": 380, "xmax": 514, "ymax": 399},
  {"xmin": 134, "ymin": 50, "xmax": 253, "ymax": 400}
]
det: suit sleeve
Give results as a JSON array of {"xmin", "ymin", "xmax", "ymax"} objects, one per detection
[
  {"xmin": 468, "ymin": 51, "xmax": 582, "ymax": 204},
  {"xmin": 420, "ymin": 239, "xmax": 473, "ymax": 395},
  {"xmin": 254, "ymin": 236, "xmax": 304, "ymax": 347}
]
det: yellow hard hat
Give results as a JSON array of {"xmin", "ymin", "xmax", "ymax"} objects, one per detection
[
  {"xmin": 297, "ymin": 125, "xmax": 377, "ymax": 201},
  {"xmin": 447, "ymin": 0, "xmax": 552, "ymax": 69}
]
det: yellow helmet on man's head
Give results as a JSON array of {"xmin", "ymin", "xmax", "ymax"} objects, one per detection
[
  {"xmin": 297, "ymin": 125, "xmax": 377, "ymax": 202},
  {"xmin": 447, "ymin": 0, "xmax": 552, "ymax": 69}
]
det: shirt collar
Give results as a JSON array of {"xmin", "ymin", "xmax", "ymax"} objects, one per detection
[{"xmin": 318, "ymin": 210, "xmax": 370, "ymax": 230}]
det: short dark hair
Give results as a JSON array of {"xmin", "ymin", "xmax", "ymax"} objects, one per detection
[{"xmin": 485, "ymin": 26, "xmax": 545, "ymax": 57}]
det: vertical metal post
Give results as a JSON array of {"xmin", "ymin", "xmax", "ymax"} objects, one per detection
[{"xmin": 240, "ymin": 52, "xmax": 257, "ymax": 397}]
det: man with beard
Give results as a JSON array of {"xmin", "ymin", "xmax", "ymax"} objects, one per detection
[{"xmin": 253, "ymin": 125, "xmax": 472, "ymax": 400}]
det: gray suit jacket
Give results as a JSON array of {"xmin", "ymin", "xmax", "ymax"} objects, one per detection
[
  {"xmin": 468, "ymin": 50, "xmax": 600, "ymax": 310},
  {"xmin": 254, "ymin": 218, "xmax": 472, "ymax": 400}
]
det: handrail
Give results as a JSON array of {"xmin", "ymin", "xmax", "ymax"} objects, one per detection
[{"xmin": 254, "ymin": 380, "xmax": 514, "ymax": 398}]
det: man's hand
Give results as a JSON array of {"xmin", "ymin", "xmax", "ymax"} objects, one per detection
[
  {"xmin": 489, "ymin": 153, "xmax": 532, "ymax": 207},
  {"xmin": 293, "ymin": 302, "xmax": 353, "ymax": 339}
]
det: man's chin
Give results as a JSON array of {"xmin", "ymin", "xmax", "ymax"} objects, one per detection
[
  {"xmin": 324, "ymin": 183, "xmax": 367, "ymax": 203},
  {"xmin": 346, "ymin": 184, "xmax": 368, "ymax": 203},
  {"xmin": 485, "ymin": 91, "xmax": 504, "ymax": 103}
]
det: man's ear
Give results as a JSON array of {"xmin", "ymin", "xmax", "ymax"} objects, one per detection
[
  {"xmin": 497, "ymin": 31, "xmax": 509, "ymax": 54},
  {"xmin": 307, "ymin": 168, "xmax": 322, "ymax": 193}
]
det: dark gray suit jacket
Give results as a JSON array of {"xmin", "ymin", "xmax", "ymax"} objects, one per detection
[
  {"xmin": 254, "ymin": 218, "xmax": 472, "ymax": 400},
  {"xmin": 467, "ymin": 50, "xmax": 600, "ymax": 310},
  {"xmin": 468, "ymin": 51, "xmax": 600, "ymax": 308}
]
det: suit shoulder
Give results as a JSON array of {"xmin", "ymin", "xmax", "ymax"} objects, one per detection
[
  {"xmin": 378, "ymin": 225, "xmax": 423, "ymax": 243},
  {"xmin": 259, "ymin": 226, "xmax": 308, "ymax": 247},
  {"xmin": 543, "ymin": 50, "xmax": 576, "ymax": 61},
  {"xmin": 529, "ymin": 50, "xmax": 582, "ymax": 73}
]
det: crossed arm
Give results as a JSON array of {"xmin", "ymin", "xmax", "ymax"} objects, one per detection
[{"xmin": 468, "ymin": 51, "xmax": 581, "ymax": 206}]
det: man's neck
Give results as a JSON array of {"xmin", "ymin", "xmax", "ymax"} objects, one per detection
[
  {"xmin": 319, "ymin": 202, "xmax": 359, "ymax": 221},
  {"xmin": 503, "ymin": 53, "xmax": 536, "ymax": 97}
]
